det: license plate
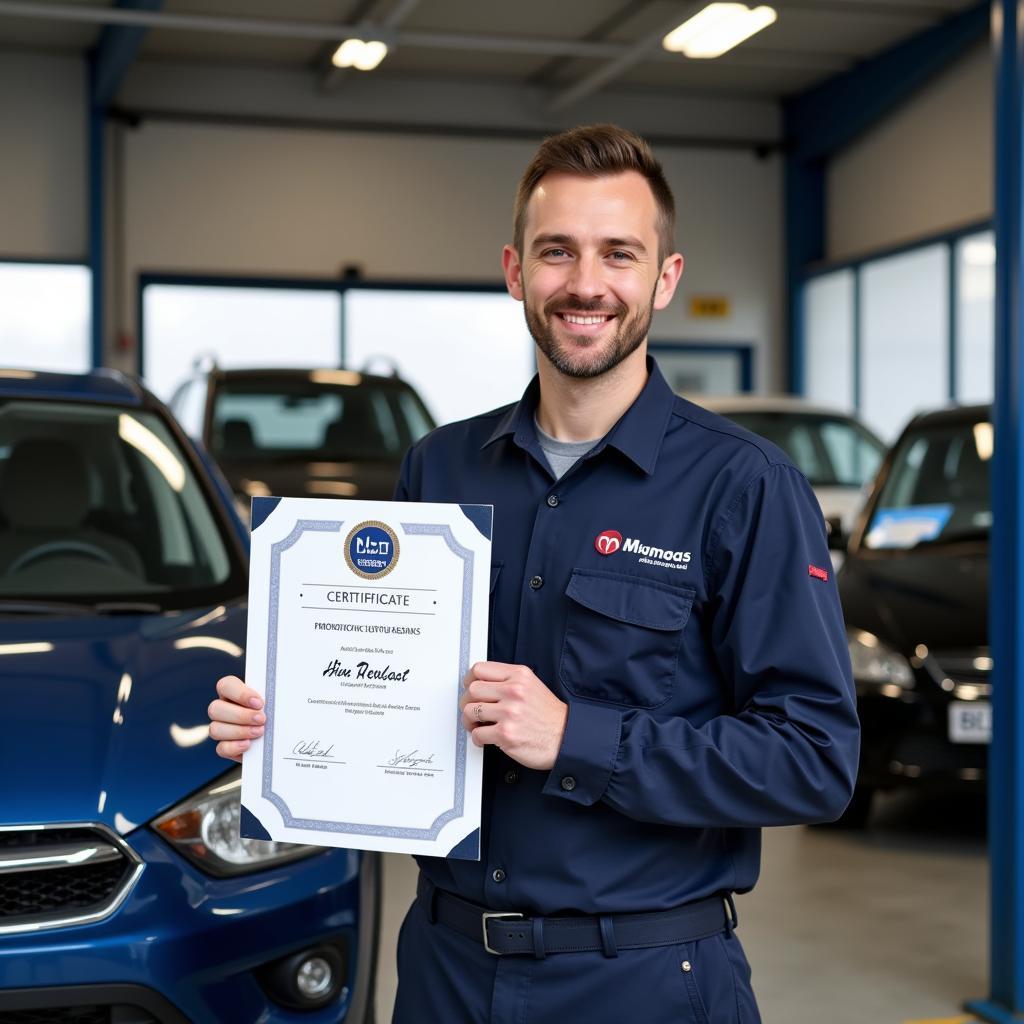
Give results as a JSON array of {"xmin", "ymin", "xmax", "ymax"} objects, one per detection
[{"xmin": 948, "ymin": 701, "xmax": 992, "ymax": 744}]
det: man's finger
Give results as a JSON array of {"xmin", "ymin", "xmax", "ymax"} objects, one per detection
[
  {"xmin": 216, "ymin": 675, "xmax": 264, "ymax": 709},
  {"xmin": 215, "ymin": 739, "xmax": 249, "ymax": 762},
  {"xmin": 210, "ymin": 721, "xmax": 264, "ymax": 742},
  {"xmin": 208, "ymin": 698, "xmax": 265, "ymax": 726},
  {"xmin": 461, "ymin": 701, "xmax": 499, "ymax": 730},
  {"xmin": 463, "ymin": 661, "xmax": 514, "ymax": 685},
  {"xmin": 469, "ymin": 724, "xmax": 502, "ymax": 748},
  {"xmin": 459, "ymin": 681, "xmax": 503, "ymax": 707}
]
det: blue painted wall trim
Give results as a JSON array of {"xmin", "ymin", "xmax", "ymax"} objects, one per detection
[
  {"xmin": 785, "ymin": 1, "xmax": 989, "ymax": 161},
  {"xmin": 87, "ymin": 0, "xmax": 164, "ymax": 369},
  {"xmin": 784, "ymin": 1, "xmax": 988, "ymax": 399},
  {"xmin": 965, "ymin": 2, "xmax": 1024, "ymax": 1018}
]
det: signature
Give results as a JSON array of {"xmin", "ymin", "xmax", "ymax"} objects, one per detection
[
  {"xmin": 293, "ymin": 738, "xmax": 336, "ymax": 759},
  {"xmin": 387, "ymin": 748, "xmax": 436, "ymax": 768}
]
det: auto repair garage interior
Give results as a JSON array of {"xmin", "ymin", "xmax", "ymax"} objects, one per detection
[{"xmin": 2, "ymin": 1, "xmax": 1022, "ymax": 1022}]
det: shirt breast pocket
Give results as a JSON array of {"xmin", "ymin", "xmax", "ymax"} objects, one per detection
[{"xmin": 559, "ymin": 569, "xmax": 695, "ymax": 709}]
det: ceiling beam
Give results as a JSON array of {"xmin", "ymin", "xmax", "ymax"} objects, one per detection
[
  {"xmin": 91, "ymin": 0, "xmax": 163, "ymax": 107},
  {"xmin": 546, "ymin": 4, "xmax": 703, "ymax": 112}
]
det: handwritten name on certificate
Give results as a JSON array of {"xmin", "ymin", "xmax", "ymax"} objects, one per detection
[{"xmin": 240, "ymin": 496, "xmax": 492, "ymax": 859}]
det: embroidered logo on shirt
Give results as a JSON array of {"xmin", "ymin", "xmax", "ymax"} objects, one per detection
[
  {"xmin": 808, "ymin": 564, "xmax": 829, "ymax": 582},
  {"xmin": 594, "ymin": 530, "xmax": 623, "ymax": 555},
  {"xmin": 594, "ymin": 530, "xmax": 691, "ymax": 570}
]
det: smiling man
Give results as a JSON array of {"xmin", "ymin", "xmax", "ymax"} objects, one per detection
[{"xmin": 209, "ymin": 124, "xmax": 859, "ymax": 1023}]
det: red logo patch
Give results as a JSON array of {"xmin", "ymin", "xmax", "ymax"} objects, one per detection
[
  {"xmin": 595, "ymin": 530, "xmax": 623, "ymax": 556},
  {"xmin": 808, "ymin": 564, "xmax": 829, "ymax": 582}
]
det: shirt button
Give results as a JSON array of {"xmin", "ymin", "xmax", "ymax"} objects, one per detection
[
  {"xmin": 560, "ymin": 776, "xmax": 576, "ymax": 792},
  {"xmin": 492, "ymin": 868, "xmax": 506, "ymax": 883},
  {"xmin": 681, "ymin": 961, "xmax": 692, "ymax": 973},
  {"xmin": 529, "ymin": 575, "xmax": 544, "ymax": 590},
  {"xmin": 547, "ymin": 494, "xmax": 559, "ymax": 507},
  {"xmin": 504, "ymin": 770, "xmax": 518, "ymax": 784}
]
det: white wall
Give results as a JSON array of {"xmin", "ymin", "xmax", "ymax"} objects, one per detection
[
  {"xmin": 0, "ymin": 51, "xmax": 783, "ymax": 390},
  {"xmin": 121, "ymin": 121, "xmax": 783, "ymax": 386},
  {"xmin": 827, "ymin": 41, "xmax": 992, "ymax": 261},
  {"xmin": 0, "ymin": 52, "xmax": 87, "ymax": 259}
]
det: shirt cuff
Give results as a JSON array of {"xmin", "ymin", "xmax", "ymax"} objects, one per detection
[{"xmin": 543, "ymin": 700, "xmax": 622, "ymax": 806}]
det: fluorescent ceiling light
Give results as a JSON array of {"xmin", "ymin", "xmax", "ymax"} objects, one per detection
[
  {"xmin": 663, "ymin": 3, "xmax": 777, "ymax": 59},
  {"xmin": 332, "ymin": 38, "xmax": 389, "ymax": 71}
]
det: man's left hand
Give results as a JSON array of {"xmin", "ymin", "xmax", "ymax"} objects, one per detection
[{"xmin": 460, "ymin": 661, "xmax": 568, "ymax": 771}]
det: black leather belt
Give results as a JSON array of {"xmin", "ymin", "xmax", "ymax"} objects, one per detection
[{"xmin": 417, "ymin": 876, "xmax": 736, "ymax": 958}]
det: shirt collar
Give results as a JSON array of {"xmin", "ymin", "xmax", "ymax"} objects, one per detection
[{"xmin": 482, "ymin": 356, "xmax": 676, "ymax": 476}]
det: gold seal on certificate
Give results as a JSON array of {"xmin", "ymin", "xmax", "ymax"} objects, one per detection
[{"xmin": 240, "ymin": 496, "xmax": 492, "ymax": 859}]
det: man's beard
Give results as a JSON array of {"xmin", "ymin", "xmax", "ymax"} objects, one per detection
[{"xmin": 524, "ymin": 287, "xmax": 656, "ymax": 380}]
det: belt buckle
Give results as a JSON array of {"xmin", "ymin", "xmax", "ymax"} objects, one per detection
[{"xmin": 482, "ymin": 911, "xmax": 524, "ymax": 955}]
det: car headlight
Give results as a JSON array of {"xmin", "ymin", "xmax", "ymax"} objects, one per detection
[
  {"xmin": 152, "ymin": 767, "xmax": 318, "ymax": 877},
  {"xmin": 847, "ymin": 629, "xmax": 915, "ymax": 688}
]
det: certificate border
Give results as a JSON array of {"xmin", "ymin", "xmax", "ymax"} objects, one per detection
[{"xmin": 262, "ymin": 518, "xmax": 474, "ymax": 841}]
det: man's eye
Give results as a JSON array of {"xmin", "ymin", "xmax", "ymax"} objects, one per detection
[
  {"xmin": 543, "ymin": 248, "xmax": 569, "ymax": 259},
  {"xmin": 609, "ymin": 250, "xmax": 633, "ymax": 261}
]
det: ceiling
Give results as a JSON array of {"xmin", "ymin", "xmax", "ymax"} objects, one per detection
[{"xmin": 0, "ymin": 0, "xmax": 984, "ymax": 140}]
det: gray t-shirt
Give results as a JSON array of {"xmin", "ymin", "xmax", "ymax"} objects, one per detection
[{"xmin": 534, "ymin": 417, "xmax": 598, "ymax": 480}]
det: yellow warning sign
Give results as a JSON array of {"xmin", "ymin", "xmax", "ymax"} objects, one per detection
[{"xmin": 689, "ymin": 296, "xmax": 731, "ymax": 319}]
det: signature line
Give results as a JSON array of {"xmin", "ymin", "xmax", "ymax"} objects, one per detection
[{"xmin": 284, "ymin": 758, "xmax": 346, "ymax": 764}]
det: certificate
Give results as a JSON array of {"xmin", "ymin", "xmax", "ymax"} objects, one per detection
[{"xmin": 240, "ymin": 496, "xmax": 491, "ymax": 859}]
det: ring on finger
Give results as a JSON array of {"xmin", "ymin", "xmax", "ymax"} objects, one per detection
[{"xmin": 474, "ymin": 703, "xmax": 484, "ymax": 721}]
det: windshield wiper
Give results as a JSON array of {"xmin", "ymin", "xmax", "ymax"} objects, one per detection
[
  {"xmin": 0, "ymin": 599, "xmax": 165, "ymax": 617},
  {"xmin": 0, "ymin": 600, "xmax": 93, "ymax": 617},
  {"xmin": 912, "ymin": 527, "xmax": 990, "ymax": 549},
  {"xmin": 93, "ymin": 601, "xmax": 164, "ymax": 615}
]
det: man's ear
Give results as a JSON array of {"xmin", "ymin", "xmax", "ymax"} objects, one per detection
[
  {"xmin": 503, "ymin": 245, "xmax": 525, "ymax": 302},
  {"xmin": 653, "ymin": 253, "xmax": 684, "ymax": 311}
]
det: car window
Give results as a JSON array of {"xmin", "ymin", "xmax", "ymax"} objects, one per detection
[
  {"xmin": 863, "ymin": 419, "xmax": 992, "ymax": 550},
  {"xmin": 209, "ymin": 378, "xmax": 435, "ymax": 461},
  {"xmin": 723, "ymin": 412, "xmax": 884, "ymax": 487},
  {"xmin": 0, "ymin": 399, "xmax": 242, "ymax": 606}
]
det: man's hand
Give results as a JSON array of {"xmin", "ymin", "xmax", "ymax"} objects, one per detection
[
  {"xmin": 208, "ymin": 675, "xmax": 265, "ymax": 763},
  {"xmin": 459, "ymin": 662, "xmax": 568, "ymax": 771}
]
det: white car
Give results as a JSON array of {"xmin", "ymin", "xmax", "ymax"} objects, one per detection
[{"xmin": 690, "ymin": 395, "xmax": 886, "ymax": 538}]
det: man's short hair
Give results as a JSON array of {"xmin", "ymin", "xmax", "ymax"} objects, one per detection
[{"xmin": 513, "ymin": 124, "xmax": 676, "ymax": 264}]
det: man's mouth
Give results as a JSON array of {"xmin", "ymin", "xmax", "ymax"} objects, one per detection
[{"xmin": 555, "ymin": 312, "xmax": 616, "ymax": 326}]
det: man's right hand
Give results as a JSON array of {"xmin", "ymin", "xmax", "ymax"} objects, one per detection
[{"xmin": 208, "ymin": 675, "xmax": 265, "ymax": 763}]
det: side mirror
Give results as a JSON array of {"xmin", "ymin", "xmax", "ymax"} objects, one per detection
[{"xmin": 825, "ymin": 515, "xmax": 848, "ymax": 552}]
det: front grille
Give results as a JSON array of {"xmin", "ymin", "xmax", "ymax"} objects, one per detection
[
  {"xmin": 0, "ymin": 1008, "xmax": 109, "ymax": 1024},
  {"xmin": 0, "ymin": 825, "xmax": 143, "ymax": 935},
  {"xmin": 0, "ymin": 860, "xmax": 128, "ymax": 919},
  {"xmin": 0, "ymin": 1004, "xmax": 160, "ymax": 1023}
]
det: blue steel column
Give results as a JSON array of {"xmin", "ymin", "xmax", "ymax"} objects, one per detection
[
  {"xmin": 88, "ymin": 61, "xmax": 105, "ymax": 370},
  {"xmin": 965, "ymin": 0, "xmax": 1024, "ymax": 1020}
]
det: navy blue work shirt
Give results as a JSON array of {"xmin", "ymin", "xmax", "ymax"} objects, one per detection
[{"xmin": 394, "ymin": 359, "xmax": 860, "ymax": 916}]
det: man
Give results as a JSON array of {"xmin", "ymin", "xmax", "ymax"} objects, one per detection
[{"xmin": 209, "ymin": 124, "xmax": 860, "ymax": 1023}]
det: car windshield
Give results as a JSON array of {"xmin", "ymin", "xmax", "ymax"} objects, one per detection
[
  {"xmin": 863, "ymin": 418, "xmax": 992, "ymax": 550},
  {"xmin": 209, "ymin": 375, "xmax": 434, "ymax": 461},
  {"xmin": 722, "ymin": 411, "xmax": 885, "ymax": 487},
  {"xmin": 0, "ymin": 399, "xmax": 243, "ymax": 606}
]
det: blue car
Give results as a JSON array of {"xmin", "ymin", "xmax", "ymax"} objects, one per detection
[{"xmin": 0, "ymin": 370, "xmax": 379, "ymax": 1022}]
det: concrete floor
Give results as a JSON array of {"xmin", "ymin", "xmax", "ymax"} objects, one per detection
[{"xmin": 373, "ymin": 789, "xmax": 987, "ymax": 1023}]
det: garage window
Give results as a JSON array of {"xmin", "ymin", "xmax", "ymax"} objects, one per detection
[{"xmin": 0, "ymin": 262, "xmax": 90, "ymax": 373}]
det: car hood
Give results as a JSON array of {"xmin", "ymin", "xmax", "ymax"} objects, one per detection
[
  {"xmin": 219, "ymin": 458, "xmax": 401, "ymax": 503},
  {"xmin": 838, "ymin": 544, "xmax": 988, "ymax": 651},
  {"xmin": 1, "ymin": 601, "xmax": 247, "ymax": 833}
]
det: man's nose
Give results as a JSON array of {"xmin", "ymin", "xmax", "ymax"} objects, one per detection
[{"xmin": 566, "ymin": 254, "xmax": 606, "ymax": 302}]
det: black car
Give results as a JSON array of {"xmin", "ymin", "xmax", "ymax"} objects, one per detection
[
  {"xmin": 837, "ymin": 403, "xmax": 991, "ymax": 825},
  {"xmin": 168, "ymin": 365, "xmax": 436, "ymax": 517}
]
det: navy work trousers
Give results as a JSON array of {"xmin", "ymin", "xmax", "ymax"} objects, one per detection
[{"xmin": 392, "ymin": 894, "xmax": 762, "ymax": 1024}]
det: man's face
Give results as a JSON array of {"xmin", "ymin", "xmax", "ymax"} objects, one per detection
[{"xmin": 503, "ymin": 171, "xmax": 682, "ymax": 380}]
